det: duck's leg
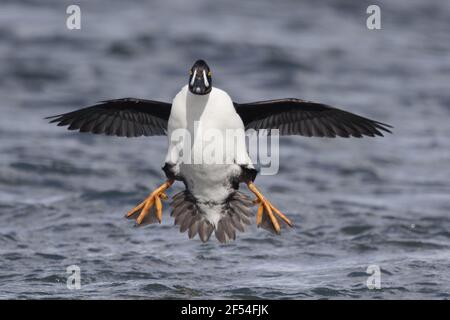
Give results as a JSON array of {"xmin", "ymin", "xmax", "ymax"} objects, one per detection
[
  {"xmin": 126, "ymin": 179, "xmax": 174, "ymax": 225},
  {"xmin": 247, "ymin": 181, "xmax": 293, "ymax": 234}
]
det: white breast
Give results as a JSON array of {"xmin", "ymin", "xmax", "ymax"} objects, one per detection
[
  {"xmin": 168, "ymin": 85, "xmax": 247, "ymax": 152},
  {"xmin": 166, "ymin": 86, "xmax": 252, "ymax": 204},
  {"xmin": 165, "ymin": 86, "xmax": 256, "ymax": 227}
]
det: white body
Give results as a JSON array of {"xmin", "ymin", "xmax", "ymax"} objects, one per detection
[{"xmin": 165, "ymin": 85, "xmax": 253, "ymax": 226}]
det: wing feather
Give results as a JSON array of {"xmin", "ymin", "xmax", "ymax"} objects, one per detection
[
  {"xmin": 47, "ymin": 98, "xmax": 171, "ymax": 137},
  {"xmin": 234, "ymin": 99, "xmax": 392, "ymax": 138}
]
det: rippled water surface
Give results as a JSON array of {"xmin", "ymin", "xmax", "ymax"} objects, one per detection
[{"xmin": 0, "ymin": 0, "xmax": 449, "ymax": 299}]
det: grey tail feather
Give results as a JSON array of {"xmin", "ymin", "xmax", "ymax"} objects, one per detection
[{"xmin": 170, "ymin": 190, "xmax": 254, "ymax": 243}]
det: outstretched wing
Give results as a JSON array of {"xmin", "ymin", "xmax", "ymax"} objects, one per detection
[
  {"xmin": 46, "ymin": 98, "xmax": 172, "ymax": 137},
  {"xmin": 234, "ymin": 99, "xmax": 392, "ymax": 137}
]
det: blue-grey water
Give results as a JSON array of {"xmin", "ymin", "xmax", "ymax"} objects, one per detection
[{"xmin": 0, "ymin": 0, "xmax": 449, "ymax": 299}]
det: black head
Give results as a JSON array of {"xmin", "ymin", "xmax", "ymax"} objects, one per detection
[{"xmin": 188, "ymin": 60, "xmax": 212, "ymax": 95}]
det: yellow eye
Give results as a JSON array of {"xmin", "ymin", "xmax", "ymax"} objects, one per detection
[
  {"xmin": 189, "ymin": 70, "xmax": 193, "ymax": 75},
  {"xmin": 207, "ymin": 71, "xmax": 211, "ymax": 77}
]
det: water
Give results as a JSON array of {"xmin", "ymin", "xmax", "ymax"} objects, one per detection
[{"xmin": 0, "ymin": 0, "xmax": 449, "ymax": 299}]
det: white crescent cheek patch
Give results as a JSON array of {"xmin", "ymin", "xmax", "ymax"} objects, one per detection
[
  {"xmin": 190, "ymin": 69, "xmax": 197, "ymax": 86},
  {"xmin": 203, "ymin": 70, "xmax": 210, "ymax": 87}
]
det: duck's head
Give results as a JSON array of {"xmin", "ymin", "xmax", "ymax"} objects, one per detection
[{"xmin": 188, "ymin": 59, "xmax": 212, "ymax": 95}]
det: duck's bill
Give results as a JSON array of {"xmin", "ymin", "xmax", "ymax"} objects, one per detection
[{"xmin": 189, "ymin": 70, "xmax": 211, "ymax": 95}]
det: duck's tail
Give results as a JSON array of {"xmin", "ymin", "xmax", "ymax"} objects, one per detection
[{"xmin": 170, "ymin": 190, "xmax": 254, "ymax": 243}]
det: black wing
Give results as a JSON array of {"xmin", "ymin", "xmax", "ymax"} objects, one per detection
[
  {"xmin": 46, "ymin": 98, "xmax": 172, "ymax": 137},
  {"xmin": 234, "ymin": 99, "xmax": 392, "ymax": 137}
]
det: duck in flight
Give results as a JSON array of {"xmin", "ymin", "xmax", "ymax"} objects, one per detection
[{"xmin": 47, "ymin": 59, "xmax": 392, "ymax": 243}]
